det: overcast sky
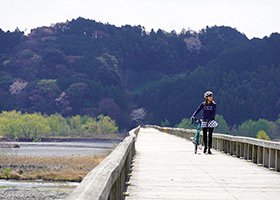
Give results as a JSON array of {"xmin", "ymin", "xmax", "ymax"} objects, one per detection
[{"xmin": 0, "ymin": 0, "xmax": 279, "ymax": 39}]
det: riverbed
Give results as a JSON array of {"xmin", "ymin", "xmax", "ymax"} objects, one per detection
[
  {"xmin": 0, "ymin": 140, "xmax": 120, "ymax": 199},
  {"xmin": 0, "ymin": 179, "xmax": 79, "ymax": 200}
]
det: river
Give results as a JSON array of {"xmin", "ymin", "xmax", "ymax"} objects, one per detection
[{"xmin": 0, "ymin": 140, "xmax": 119, "ymax": 157}]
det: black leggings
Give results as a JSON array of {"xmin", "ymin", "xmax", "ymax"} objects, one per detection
[{"xmin": 203, "ymin": 128, "xmax": 214, "ymax": 149}]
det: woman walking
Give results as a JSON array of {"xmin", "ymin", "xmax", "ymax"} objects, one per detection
[{"xmin": 191, "ymin": 91, "xmax": 217, "ymax": 154}]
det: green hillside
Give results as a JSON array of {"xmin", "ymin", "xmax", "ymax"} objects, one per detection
[{"xmin": 0, "ymin": 17, "xmax": 279, "ymax": 138}]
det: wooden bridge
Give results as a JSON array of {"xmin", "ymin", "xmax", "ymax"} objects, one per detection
[{"xmin": 67, "ymin": 126, "xmax": 280, "ymax": 200}]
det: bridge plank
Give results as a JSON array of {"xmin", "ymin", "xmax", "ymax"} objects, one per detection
[{"xmin": 126, "ymin": 128, "xmax": 280, "ymax": 200}]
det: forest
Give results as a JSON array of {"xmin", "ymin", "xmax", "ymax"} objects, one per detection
[{"xmin": 0, "ymin": 17, "xmax": 279, "ymax": 139}]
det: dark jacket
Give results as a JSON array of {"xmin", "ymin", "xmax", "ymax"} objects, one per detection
[{"xmin": 192, "ymin": 101, "xmax": 216, "ymax": 120}]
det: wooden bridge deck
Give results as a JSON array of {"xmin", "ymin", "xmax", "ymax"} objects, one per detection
[{"xmin": 125, "ymin": 128, "xmax": 280, "ymax": 200}]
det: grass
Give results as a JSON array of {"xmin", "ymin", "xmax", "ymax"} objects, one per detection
[{"xmin": 0, "ymin": 153, "xmax": 110, "ymax": 182}]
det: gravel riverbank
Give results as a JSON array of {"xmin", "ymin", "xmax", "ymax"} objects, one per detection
[{"xmin": 0, "ymin": 180, "xmax": 78, "ymax": 200}]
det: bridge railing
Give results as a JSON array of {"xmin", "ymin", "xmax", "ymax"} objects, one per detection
[
  {"xmin": 147, "ymin": 125, "xmax": 280, "ymax": 172},
  {"xmin": 67, "ymin": 126, "xmax": 140, "ymax": 200}
]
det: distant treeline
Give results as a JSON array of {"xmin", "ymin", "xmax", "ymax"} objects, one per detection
[
  {"xmin": 0, "ymin": 110, "xmax": 118, "ymax": 140},
  {"xmin": 172, "ymin": 114, "xmax": 280, "ymax": 141}
]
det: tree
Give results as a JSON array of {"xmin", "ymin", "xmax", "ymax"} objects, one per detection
[
  {"xmin": 237, "ymin": 119, "xmax": 278, "ymax": 139},
  {"xmin": 81, "ymin": 118, "xmax": 99, "ymax": 136},
  {"xmin": 96, "ymin": 115, "xmax": 118, "ymax": 134},
  {"xmin": 275, "ymin": 114, "xmax": 280, "ymax": 126},
  {"xmin": 0, "ymin": 111, "xmax": 50, "ymax": 140},
  {"xmin": 68, "ymin": 115, "xmax": 82, "ymax": 133},
  {"xmin": 0, "ymin": 110, "xmax": 119, "ymax": 139},
  {"xmin": 0, "ymin": 110, "xmax": 22, "ymax": 139},
  {"xmin": 131, "ymin": 108, "xmax": 147, "ymax": 126},
  {"xmin": 176, "ymin": 118, "xmax": 195, "ymax": 129},
  {"xmin": 184, "ymin": 36, "xmax": 202, "ymax": 52},
  {"xmin": 9, "ymin": 80, "xmax": 28, "ymax": 95},
  {"xmin": 46, "ymin": 113, "xmax": 70, "ymax": 136},
  {"xmin": 18, "ymin": 113, "xmax": 50, "ymax": 139},
  {"xmin": 160, "ymin": 119, "xmax": 170, "ymax": 127},
  {"xmin": 64, "ymin": 82, "xmax": 90, "ymax": 113},
  {"xmin": 256, "ymin": 130, "xmax": 270, "ymax": 140},
  {"xmin": 55, "ymin": 92, "xmax": 72, "ymax": 115},
  {"xmin": 36, "ymin": 79, "xmax": 60, "ymax": 97},
  {"xmin": 215, "ymin": 114, "xmax": 230, "ymax": 133},
  {"xmin": 96, "ymin": 53, "xmax": 121, "ymax": 85},
  {"xmin": 98, "ymin": 98, "xmax": 121, "ymax": 123}
]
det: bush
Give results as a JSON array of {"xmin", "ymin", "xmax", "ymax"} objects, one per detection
[{"xmin": 2, "ymin": 167, "xmax": 12, "ymax": 179}]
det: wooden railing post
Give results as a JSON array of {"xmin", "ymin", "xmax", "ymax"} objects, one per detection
[
  {"xmin": 252, "ymin": 145, "xmax": 257, "ymax": 163},
  {"xmin": 263, "ymin": 148, "xmax": 269, "ymax": 168},
  {"xmin": 213, "ymin": 138, "xmax": 217, "ymax": 149},
  {"xmin": 276, "ymin": 150, "xmax": 280, "ymax": 172},
  {"xmin": 257, "ymin": 146, "xmax": 263, "ymax": 166},
  {"xmin": 248, "ymin": 144, "xmax": 252, "ymax": 161},
  {"xmin": 240, "ymin": 143, "xmax": 244, "ymax": 159},
  {"xmin": 269, "ymin": 149, "xmax": 276, "ymax": 170},
  {"xmin": 236, "ymin": 142, "xmax": 240, "ymax": 158},
  {"xmin": 233, "ymin": 142, "xmax": 237, "ymax": 156}
]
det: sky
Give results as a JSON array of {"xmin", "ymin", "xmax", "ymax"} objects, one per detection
[{"xmin": 0, "ymin": 0, "xmax": 279, "ymax": 39}]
